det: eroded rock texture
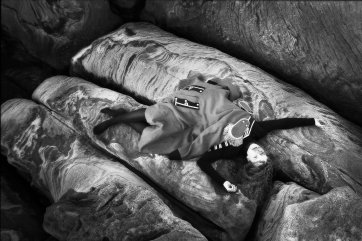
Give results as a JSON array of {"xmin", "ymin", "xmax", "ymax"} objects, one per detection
[
  {"xmin": 256, "ymin": 182, "xmax": 362, "ymax": 241},
  {"xmin": 33, "ymin": 75, "xmax": 272, "ymax": 241},
  {"xmin": 1, "ymin": 0, "xmax": 122, "ymax": 70},
  {"xmin": 1, "ymin": 99, "xmax": 206, "ymax": 241},
  {"xmin": 71, "ymin": 22, "xmax": 362, "ymax": 195},
  {"xmin": 141, "ymin": 1, "xmax": 362, "ymax": 125}
]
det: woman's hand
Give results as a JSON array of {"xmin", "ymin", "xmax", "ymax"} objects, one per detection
[
  {"xmin": 223, "ymin": 181, "xmax": 237, "ymax": 193},
  {"xmin": 315, "ymin": 119, "xmax": 324, "ymax": 127}
]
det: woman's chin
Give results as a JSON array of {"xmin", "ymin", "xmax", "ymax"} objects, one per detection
[{"xmin": 247, "ymin": 158, "xmax": 267, "ymax": 167}]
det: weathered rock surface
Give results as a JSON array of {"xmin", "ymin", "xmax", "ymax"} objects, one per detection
[
  {"xmin": 1, "ymin": 99, "xmax": 206, "ymax": 241},
  {"xmin": 71, "ymin": 22, "xmax": 362, "ymax": 195},
  {"xmin": 1, "ymin": 0, "xmax": 122, "ymax": 70},
  {"xmin": 33, "ymin": 75, "xmax": 273, "ymax": 241},
  {"xmin": 1, "ymin": 175, "xmax": 50, "ymax": 241},
  {"xmin": 256, "ymin": 182, "xmax": 362, "ymax": 241},
  {"xmin": 141, "ymin": 1, "xmax": 362, "ymax": 125}
]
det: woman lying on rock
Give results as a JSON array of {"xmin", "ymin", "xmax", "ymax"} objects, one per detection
[{"xmin": 93, "ymin": 75, "xmax": 322, "ymax": 193}]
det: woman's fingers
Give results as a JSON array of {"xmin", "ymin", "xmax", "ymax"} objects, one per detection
[
  {"xmin": 223, "ymin": 181, "xmax": 237, "ymax": 193},
  {"xmin": 229, "ymin": 184, "xmax": 237, "ymax": 192}
]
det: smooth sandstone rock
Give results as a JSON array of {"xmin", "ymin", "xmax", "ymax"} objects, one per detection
[
  {"xmin": 141, "ymin": 1, "xmax": 362, "ymax": 125},
  {"xmin": 255, "ymin": 181, "xmax": 320, "ymax": 240},
  {"xmin": 256, "ymin": 182, "xmax": 362, "ymax": 241},
  {"xmin": 71, "ymin": 22, "xmax": 362, "ymax": 195},
  {"xmin": 1, "ymin": 99, "xmax": 206, "ymax": 241},
  {"xmin": 1, "ymin": 0, "xmax": 122, "ymax": 70},
  {"xmin": 33, "ymin": 75, "xmax": 272, "ymax": 241}
]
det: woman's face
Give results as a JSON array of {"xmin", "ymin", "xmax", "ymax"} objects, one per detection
[{"xmin": 246, "ymin": 143, "xmax": 267, "ymax": 167}]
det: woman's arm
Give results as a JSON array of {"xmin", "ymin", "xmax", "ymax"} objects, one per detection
[
  {"xmin": 197, "ymin": 144, "xmax": 240, "ymax": 192},
  {"xmin": 197, "ymin": 150, "xmax": 226, "ymax": 187}
]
